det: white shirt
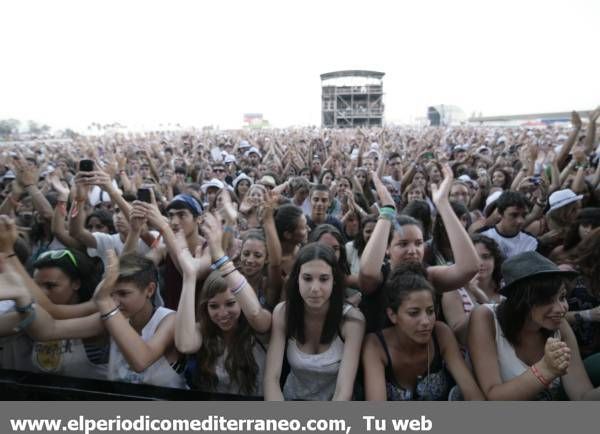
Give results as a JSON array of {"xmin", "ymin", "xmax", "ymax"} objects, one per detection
[
  {"xmin": 87, "ymin": 231, "xmax": 158, "ymax": 270},
  {"xmin": 478, "ymin": 226, "xmax": 538, "ymax": 259},
  {"xmin": 108, "ymin": 307, "xmax": 186, "ymax": 389}
]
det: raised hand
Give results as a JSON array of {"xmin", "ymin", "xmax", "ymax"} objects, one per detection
[
  {"xmin": 14, "ymin": 158, "xmax": 39, "ymax": 188},
  {"xmin": 430, "ymin": 163, "xmax": 453, "ymax": 207},
  {"xmin": 129, "ymin": 201, "xmax": 148, "ymax": 233},
  {"xmin": 218, "ymin": 188, "xmax": 238, "ymax": 223},
  {"xmin": 571, "ymin": 111, "xmax": 582, "ymax": 129},
  {"xmin": 371, "ymin": 170, "xmax": 395, "ymax": 208},
  {"xmin": 589, "ymin": 106, "xmax": 600, "ymax": 123},
  {"xmin": 175, "ymin": 231, "xmax": 210, "ymax": 278},
  {"xmin": 132, "ymin": 199, "xmax": 168, "ymax": 233},
  {"xmin": 93, "ymin": 249, "xmax": 120, "ymax": 309},
  {"xmin": 47, "ymin": 170, "xmax": 70, "ymax": 201},
  {"xmin": 201, "ymin": 212, "xmax": 224, "ymax": 261},
  {"xmin": 258, "ymin": 190, "xmax": 278, "ymax": 224},
  {"xmin": 0, "ymin": 215, "xmax": 19, "ymax": 254},
  {"xmin": 0, "ymin": 259, "xmax": 29, "ymax": 300}
]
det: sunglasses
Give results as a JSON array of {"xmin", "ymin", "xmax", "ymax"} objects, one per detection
[{"xmin": 38, "ymin": 250, "xmax": 78, "ymax": 268}]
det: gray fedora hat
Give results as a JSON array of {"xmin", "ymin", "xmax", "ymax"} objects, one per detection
[{"xmin": 500, "ymin": 251, "xmax": 578, "ymax": 296}]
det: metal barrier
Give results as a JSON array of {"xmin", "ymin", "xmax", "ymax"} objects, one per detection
[{"xmin": 0, "ymin": 369, "xmax": 261, "ymax": 400}]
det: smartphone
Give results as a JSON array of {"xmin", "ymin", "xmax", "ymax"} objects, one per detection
[
  {"xmin": 531, "ymin": 176, "xmax": 541, "ymax": 186},
  {"xmin": 136, "ymin": 187, "xmax": 152, "ymax": 203},
  {"xmin": 79, "ymin": 159, "xmax": 94, "ymax": 172},
  {"xmin": 422, "ymin": 152, "xmax": 434, "ymax": 160}
]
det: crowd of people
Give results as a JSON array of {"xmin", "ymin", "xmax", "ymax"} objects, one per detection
[{"xmin": 0, "ymin": 109, "xmax": 600, "ymax": 400}]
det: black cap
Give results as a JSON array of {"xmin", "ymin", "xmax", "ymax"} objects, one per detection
[{"xmin": 500, "ymin": 251, "xmax": 578, "ymax": 296}]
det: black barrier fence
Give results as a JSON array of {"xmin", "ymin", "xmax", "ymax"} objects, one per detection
[{"xmin": 0, "ymin": 369, "xmax": 261, "ymax": 400}]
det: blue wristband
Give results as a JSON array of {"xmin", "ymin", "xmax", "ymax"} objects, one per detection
[{"xmin": 210, "ymin": 255, "xmax": 230, "ymax": 271}]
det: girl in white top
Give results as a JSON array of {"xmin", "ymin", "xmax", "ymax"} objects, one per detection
[
  {"xmin": 469, "ymin": 251, "xmax": 600, "ymax": 400},
  {"xmin": 264, "ymin": 243, "xmax": 365, "ymax": 401},
  {"xmin": 174, "ymin": 213, "xmax": 271, "ymax": 396}
]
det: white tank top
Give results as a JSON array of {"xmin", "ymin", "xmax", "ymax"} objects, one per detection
[
  {"xmin": 485, "ymin": 304, "xmax": 561, "ymax": 396},
  {"xmin": 108, "ymin": 307, "xmax": 186, "ymax": 389},
  {"xmin": 283, "ymin": 304, "xmax": 352, "ymax": 401},
  {"xmin": 32, "ymin": 338, "xmax": 107, "ymax": 380}
]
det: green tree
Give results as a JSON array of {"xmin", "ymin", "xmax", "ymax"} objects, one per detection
[{"xmin": 0, "ymin": 119, "xmax": 21, "ymax": 137}]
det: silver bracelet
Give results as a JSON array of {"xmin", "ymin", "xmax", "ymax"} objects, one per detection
[{"xmin": 100, "ymin": 306, "xmax": 120, "ymax": 321}]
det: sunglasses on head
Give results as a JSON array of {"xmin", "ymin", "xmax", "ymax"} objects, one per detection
[{"xmin": 38, "ymin": 250, "xmax": 78, "ymax": 268}]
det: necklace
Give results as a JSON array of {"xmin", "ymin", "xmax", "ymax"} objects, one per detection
[{"xmin": 416, "ymin": 339, "xmax": 432, "ymax": 400}]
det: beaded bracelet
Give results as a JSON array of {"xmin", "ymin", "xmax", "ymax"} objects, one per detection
[
  {"xmin": 210, "ymin": 255, "xmax": 230, "ymax": 271},
  {"xmin": 531, "ymin": 364, "xmax": 551, "ymax": 388},
  {"xmin": 379, "ymin": 207, "xmax": 396, "ymax": 222}
]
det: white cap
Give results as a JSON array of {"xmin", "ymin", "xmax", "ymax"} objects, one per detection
[
  {"xmin": 232, "ymin": 173, "xmax": 253, "ymax": 189},
  {"xmin": 244, "ymin": 147, "xmax": 262, "ymax": 158},
  {"xmin": 201, "ymin": 178, "xmax": 224, "ymax": 193},
  {"xmin": 484, "ymin": 190, "xmax": 503, "ymax": 216},
  {"xmin": 547, "ymin": 189, "xmax": 583, "ymax": 214}
]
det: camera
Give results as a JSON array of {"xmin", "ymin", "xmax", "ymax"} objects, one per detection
[
  {"xmin": 79, "ymin": 159, "xmax": 94, "ymax": 172},
  {"xmin": 136, "ymin": 188, "xmax": 152, "ymax": 203}
]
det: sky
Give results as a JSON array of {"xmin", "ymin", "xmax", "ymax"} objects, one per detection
[{"xmin": 1, "ymin": 0, "xmax": 598, "ymax": 131}]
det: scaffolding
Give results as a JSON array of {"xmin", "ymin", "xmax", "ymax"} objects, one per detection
[{"xmin": 320, "ymin": 70, "xmax": 385, "ymax": 128}]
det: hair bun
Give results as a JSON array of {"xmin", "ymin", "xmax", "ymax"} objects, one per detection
[{"xmin": 390, "ymin": 262, "xmax": 428, "ymax": 279}]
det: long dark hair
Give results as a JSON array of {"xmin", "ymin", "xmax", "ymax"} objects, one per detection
[
  {"xmin": 285, "ymin": 243, "xmax": 345, "ymax": 345},
  {"xmin": 353, "ymin": 216, "xmax": 378, "ymax": 255},
  {"xmin": 194, "ymin": 270, "xmax": 258, "ymax": 396},
  {"xmin": 471, "ymin": 234, "xmax": 504, "ymax": 288},
  {"xmin": 85, "ymin": 209, "xmax": 116, "ymax": 233},
  {"xmin": 563, "ymin": 208, "xmax": 600, "ymax": 251},
  {"xmin": 430, "ymin": 201, "xmax": 471, "ymax": 264},
  {"xmin": 571, "ymin": 227, "xmax": 600, "ymax": 297},
  {"xmin": 402, "ymin": 200, "xmax": 432, "ymax": 241},
  {"xmin": 308, "ymin": 224, "xmax": 350, "ymax": 275},
  {"xmin": 355, "ymin": 168, "xmax": 376, "ymax": 206},
  {"xmin": 496, "ymin": 275, "xmax": 567, "ymax": 346}
]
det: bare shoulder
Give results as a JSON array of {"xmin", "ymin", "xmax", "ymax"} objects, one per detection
[
  {"xmin": 469, "ymin": 304, "xmax": 496, "ymax": 335},
  {"xmin": 434, "ymin": 320, "xmax": 453, "ymax": 337},
  {"xmin": 343, "ymin": 306, "xmax": 365, "ymax": 323},
  {"xmin": 362, "ymin": 332, "xmax": 386, "ymax": 361},
  {"xmin": 155, "ymin": 310, "xmax": 176, "ymax": 330},
  {"xmin": 272, "ymin": 302, "xmax": 287, "ymax": 326}
]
